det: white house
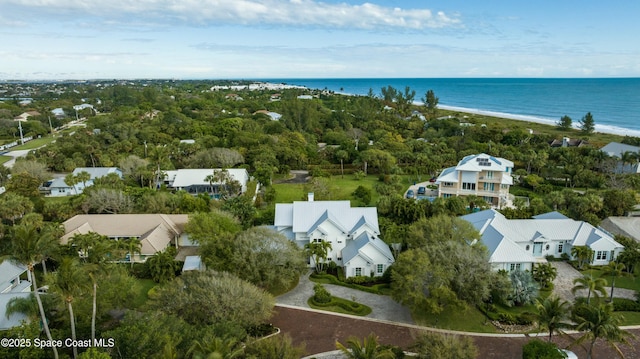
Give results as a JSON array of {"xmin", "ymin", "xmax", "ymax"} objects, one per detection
[
  {"xmin": 47, "ymin": 167, "xmax": 123, "ymax": 197},
  {"xmin": 461, "ymin": 209, "xmax": 624, "ymax": 272},
  {"xmin": 162, "ymin": 168, "xmax": 249, "ymax": 197},
  {"xmin": 274, "ymin": 194, "xmax": 394, "ymax": 278},
  {"xmin": 600, "ymin": 142, "xmax": 640, "ymax": 174},
  {"xmin": 0, "ymin": 261, "xmax": 32, "ymax": 330},
  {"xmin": 436, "ymin": 153, "xmax": 514, "ymax": 208}
]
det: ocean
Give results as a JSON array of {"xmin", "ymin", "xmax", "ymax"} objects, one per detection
[{"xmin": 265, "ymin": 78, "xmax": 640, "ymax": 137}]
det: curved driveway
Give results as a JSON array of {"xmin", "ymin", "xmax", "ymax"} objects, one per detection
[{"xmin": 276, "ymin": 272, "xmax": 414, "ymax": 324}]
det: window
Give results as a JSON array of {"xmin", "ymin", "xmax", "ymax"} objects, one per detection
[
  {"xmin": 337, "ymin": 240, "xmax": 343, "ymax": 244},
  {"xmin": 313, "ymin": 238, "xmax": 322, "ymax": 243},
  {"xmin": 545, "ymin": 244, "xmax": 550, "ymax": 251},
  {"xmin": 486, "ymin": 171, "xmax": 494, "ymax": 179},
  {"xmin": 377, "ymin": 264, "xmax": 384, "ymax": 273},
  {"xmin": 526, "ymin": 245, "xmax": 530, "ymax": 251},
  {"xmin": 443, "ymin": 193, "xmax": 453, "ymax": 198},
  {"xmin": 510, "ymin": 263, "xmax": 515, "ymax": 271},
  {"xmin": 596, "ymin": 251, "xmax": 607, "ymax": 261},
  {"xmin": 558, "ymin": 244, "xmax": 564, "ymax": 253},
  {"xmin": 516, "ymin": 263, "xmax": 521, "ymax": 270},
  {"xmin": 337, "ymin": 257, "xmax": 342, "ymax": 261},
  {"xmin": 355, "ymin": 268, "xmax": 362, "ymax": 276},
  {"xmin": 462, "ymin": 182, "xmax": 476, "ymax": 190}
]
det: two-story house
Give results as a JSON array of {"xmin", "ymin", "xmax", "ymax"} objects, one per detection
[
  {"xmin": 435, "ymin": 153, "xmax": 514, "ymax": 208},
  {"xmin": 274, "ymin": 194, "xmax": 394, "ymax": 278}
]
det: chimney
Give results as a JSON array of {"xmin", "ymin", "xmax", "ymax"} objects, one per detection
[
  {"xmin": 308, "ymin": 192, "xmax": 314, "ymax": 202},
  {"xmin": 562, "ymin": 137, "xmax": 569, "ymax": 147}
]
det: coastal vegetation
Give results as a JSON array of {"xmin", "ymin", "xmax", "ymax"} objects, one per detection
[{"xmin": 1, "ymin": 80, "xmax": 639, "ymax": 357}]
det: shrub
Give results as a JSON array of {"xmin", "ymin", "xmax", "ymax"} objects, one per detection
[
  {"xmin": 497, "ymin": 313, "xmax": 516, "ymax": 325},
  {"xmin": 561, "ymin": 253, "xmax": 571, "ymax": 261},
  {"xmin": 313, "ymin": 284, "xmax": 332, "ymax": 304},
  {"xmin": 613, "ymin": 298, "xmax": 640, "ymax": 312},
  {"xmin": 523, "ymin": 339, "xmax": 565, "ymax": 359}
]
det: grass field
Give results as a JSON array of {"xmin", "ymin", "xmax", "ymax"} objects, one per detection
[
  {"xmin": 8, "ymin": 136, "xmax": 56, "ymax": 151},
  {"xmin": 581, "ymin": 267, "xmax": 640, "ymax": 292},
  {"xmin": 273, "ymin": 174, "xmax": 418, "ymax": 204},
  {"xmin": 438, "ymin": 109, "xmax": 627, "ymax": 147},
  {"xmin": 131, "ymin": 278, "xmax": 157, "ymax": 309},
  {"xmin": 0, "ymin": 155, "xmax": 11, "ymax": 164},
  {"xmin": 413, "ymin": 304, "xmax": 498, "ymax": 333}
]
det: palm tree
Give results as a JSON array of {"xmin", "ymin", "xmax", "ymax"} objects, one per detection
[
  {"xmin": 509, "ymin": 269, "xmax": 540, "ymax": 306},
  {"xmin": 118, "ymin": 237, "xmax": 141, "ymax": 268},
  {"xmin": 187, "ymin": 336, "xmax": 244, "ymax": 359},
  {"xmin": 75, "ymin": 170, "xmax": 91, "ymax": 191},
  {"xmin": 71, "ymin": 232, "xmax": 115, "ymax": 342},
  {"xmin": 304, "ymin": 240, "xmax": 333, "ymax": 273},
  {"xmin": 147, "ymin": 247, "xmax": 179, "ymax": 283},
  {"xmin": 532, "ymin": 263, "xmax": 558, "ymax": 289},
  {"xmin": 601, "ymin": 261, "xmax": 628, "ymax": 302},
  {"xmin": 535, "ymin": 296, "xmax": 572, "ymax": 342},
  {"xmin": 336, "ymin": 333, "xmax": 395, "ymax": 359},
  {"xmin": 205, "ymin": 170, "xmax": 217, "ymax": 196},
  {"xmin": 573, "ymin": 303, "xmax": 632, "ymax": 359},
  {"xmin": 65, "ymin": 172, "xmax": 81, "ymax": 195},
  {"xmin": 571, "ymin": 246, "xmax": 594, "ymax": 269},
  {"xmin": 47, "ymin": 257, "xmax": 87, "ymax": 359},
  {"xmin": 572, "ymin": 274, "xmax": 607, "ymax": 304},
  {"xmin": 3, "ymin": 223, "xmax": 61, "ymax": 359}
]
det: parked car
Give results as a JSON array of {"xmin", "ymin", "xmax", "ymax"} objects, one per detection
[
  {"xmin": 406, "ymin": 189, "xmax": 415, "ymax": 199},
  {"xmin": 417, "ymin": 186, "xmax": 426, "ymax": 195},
  {"xmin": 429, "ymin": 176, "xmax": 437, "ymax": 183}
]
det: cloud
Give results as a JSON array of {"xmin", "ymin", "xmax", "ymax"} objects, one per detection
[{"xmin": 4, "ymin": 0, "xmax": 461, "ymax": 30}]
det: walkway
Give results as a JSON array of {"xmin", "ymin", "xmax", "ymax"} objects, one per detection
[
  {"xmin": 276, "ymin": 271, "xmax": 414, "ymax": 324},
  {"xmin": 551, "ymin": 262, "xmax": 637, "ymax": 302},
  {"xmin": 2, "ymin": 149, "xmax": 32, "ymax": 168}
]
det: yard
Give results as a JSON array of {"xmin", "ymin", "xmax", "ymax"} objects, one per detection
[
  {"xmin": 0, "ymin": 155, "xmax": 10, "ymax": 164},
  {"xmin": 272, "ymin": 174, "xmax": 416, "ymax": 204},
  {"xmin": 8, "ymin": 136, "xmax": 56, "ymax": 150},
  {"xmin": 581, "ymin": 266, "xmax": 640, "ymax": 292}
]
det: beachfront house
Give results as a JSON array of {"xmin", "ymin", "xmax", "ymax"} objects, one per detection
[
  {"xmin": 161, "ymin": 168, "xmax": 249, "ymax": 198},
  {"xmin": 600, "ymin": 142, "xmax": 640, "ymax": 174},
  {"xmin": 0, "ymin": 261, "xmax": 32, "ymax": 330},
  {"xmin": 61, "ymin": 214, "xmax": 191, "ymax": 263},
  {"xmin": 461, "ymin": 209, "xmax": 624, "ymax": 272},
  {"xmin": 46, "ymin": 167, "xmax": 122, "ymax": 196},
  {"xmin": 435, "ymin": 153, "xmax": 514, "ymax": 208},
  {"xmin": 273, "ymin": 194, "xmax": 395, "ymax": 278}
]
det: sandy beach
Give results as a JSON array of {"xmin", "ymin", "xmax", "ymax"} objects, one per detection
[{"xmin": 439, "ymin": 104, "xmax": 640, "ymax": 138}]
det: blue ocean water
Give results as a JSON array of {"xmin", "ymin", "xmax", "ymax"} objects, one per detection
[{"xmin": 266, "ymin": 78, "xmax": 640, "ymax": 137}]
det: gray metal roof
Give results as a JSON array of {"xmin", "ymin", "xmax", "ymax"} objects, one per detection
[
  {"xmin": 600, "ymin": 142, "xmax": 640, "ymax": 158},
  {"xmin": 274, "ymin": 200, "xmax": 379, "ymax": 235}
]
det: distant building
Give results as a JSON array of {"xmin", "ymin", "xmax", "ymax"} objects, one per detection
[
  {"xmin": 600, "ymin": 142, "xmax": 640, "ymax": 174},
  {"xmin": 46, "ymin": 167, "xmax": 122, "ymax": 197},
  {"xmin": 435, "ymin": 153, "xmax": 513, "ymax": 208},
  {"xmin": 161, "ymin": 168, "xmax": 249, "ymax": 197},
  {"xmin": 549, "ymin": 137, "xmax": 588, "ymax": 148}
]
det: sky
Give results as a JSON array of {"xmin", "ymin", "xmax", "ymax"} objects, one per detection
[{"xmin": 1, "ymin": 0, "xmax": 639, "ymax": 80}]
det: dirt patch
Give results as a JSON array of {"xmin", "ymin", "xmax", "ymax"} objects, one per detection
[{"xmin": 274, "ymin": 170, "xmax": 310, "ymax": 184}]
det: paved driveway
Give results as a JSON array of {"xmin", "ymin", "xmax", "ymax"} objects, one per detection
[
  {"xmin": 276, "ymin": 271, "xmax": 414, "ymax": 324},
  {"xmin": 551, "ymin": 262, "xmax": 637, "ymax": 302}
]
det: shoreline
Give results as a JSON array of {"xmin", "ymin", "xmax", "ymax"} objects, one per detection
[{"xmin": 438, "ymin": 104, "xmax": 640, "ymax": 138}]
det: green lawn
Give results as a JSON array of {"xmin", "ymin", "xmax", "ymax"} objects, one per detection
[
  {"xmin": 8, "ymin": 136, "xmax": 56, "ymax": 150},
  {"xmin": 0, "ymin": 155, "xmax": 11, "ymax": 164},
  {"xmin": 581, "ymin": 267, "xmax": 640, "ymax": 292},
  {"xmin": 413, "ymin": 304, "xmax": 497, "ymax": 333},
  {"xmin": 131, "ymin": 278, "xmax": 157, "ymax": 309},
  {"xmin": 273, "ymin": 174, "xmax": 417, "ymax": 204},
  {"xmin": 618, "ymin": 311, "xmax": 640, "ymax": 326}
]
